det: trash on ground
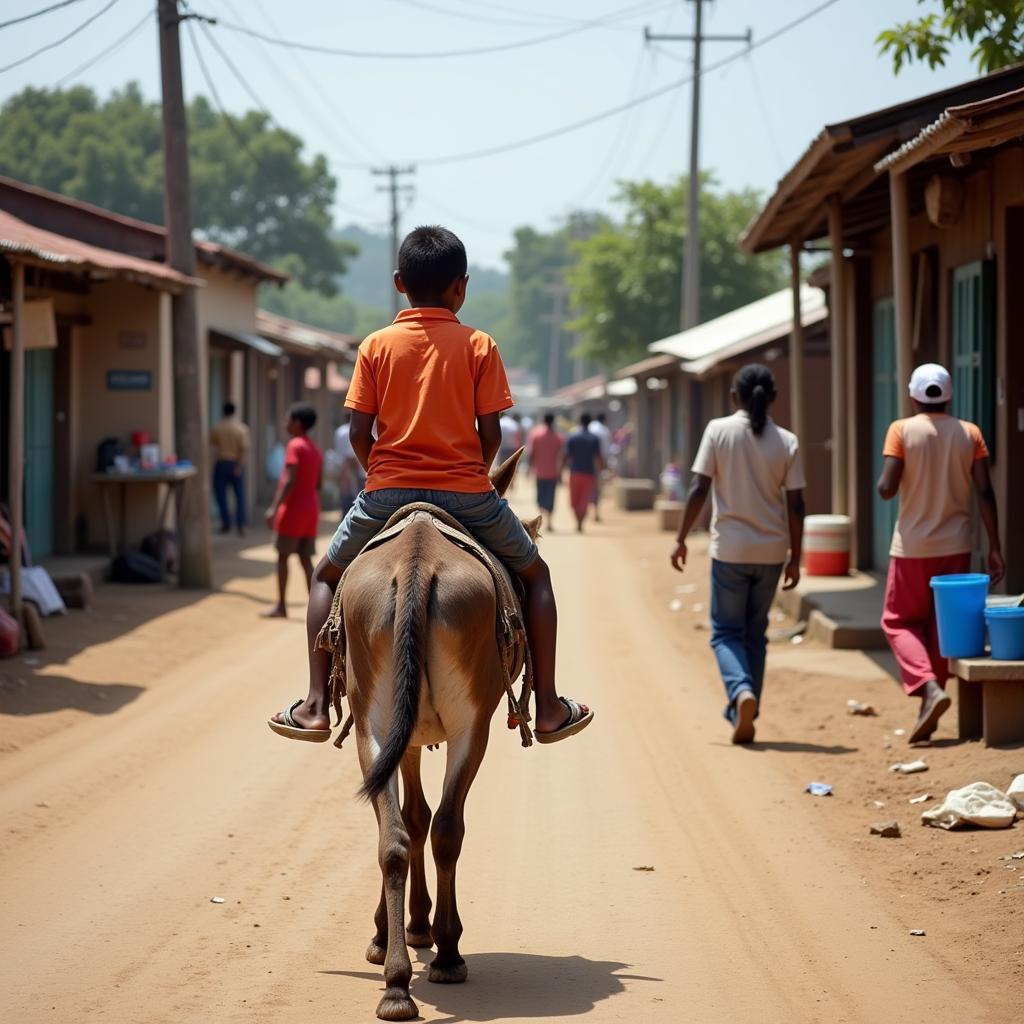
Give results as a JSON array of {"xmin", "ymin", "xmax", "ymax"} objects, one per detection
[
  {"xmin": 768, "ymin": 622, "xmax": 807, "ymax": 643},
  {"xmin": 210, "ymin": 896, "xmax": 225, "ymax": 904},
  {"xmin": 1007, "ymin": 773, "xmax": 1024, "ymax": 811},
  {"xmin": 633, "ymin": 865, "xmax": 655, "ymax": 872},
  {"xmin": 791, "ymin": 634, "xmax": 805, "ymax": 645},
  {"xmin": 909, "ymin": 793, "xmax": 932, "ymax": 805},
  {"xmin": 909, "ymin": 929, "xmax": 926, "ymax": 936},
  {"xmin": 870, "ymin": 821, "xmax": 901, "ymax": 838},
  {"xmin": 872, "ymin": 800, "xmax": 886, "ymax": 808},
  {"xmin": 692, "ymin": 602, "xmax": 706, "ymax": 613},
  {"xmin": 921, "ymin": 782, "xmax": 1018, "ymax": 830},
  {"xmin": 674, "ymin": 584, "xmax": 697, "ymax": 595},
  {"xmin": 889, "ymin": 760, "xmax": 928, "ymax": 774},
  {"xmin": 893, "ymin": 728, "xmax": 907, "ymax": 737},
  {"xmin": 1004, "ymin": 851, "xmax": 1024, "ymax": 861},
  {"xmin": 846, "ymin": 699, "xmax": 877, "ymax": 716},
  {"xmin": 668, "ymin": 599, "xmax": 684, "ymax": 612},
  {"xmin": 806, "ymin": 782, "xmax": 833, "ymax": 797}
]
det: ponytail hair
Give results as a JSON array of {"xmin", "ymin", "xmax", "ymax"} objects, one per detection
[{"xmin": 733, "ymin": 363, "xmax": 776, "ymax": 437}]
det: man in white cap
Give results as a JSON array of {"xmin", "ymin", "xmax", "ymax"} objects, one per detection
[{"xmin": 877, "ymin": 363, "xmax": 1004, "ymax": 743}]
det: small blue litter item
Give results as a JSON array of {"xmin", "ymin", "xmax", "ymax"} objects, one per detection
[{"xmin": 806, "ymin": 782, "xmax": 833, "ymax": 797}]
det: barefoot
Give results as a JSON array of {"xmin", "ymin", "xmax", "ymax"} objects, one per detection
[{"xmin": 260, "ymin": 605, "xmax": 287, "ymax": 618}]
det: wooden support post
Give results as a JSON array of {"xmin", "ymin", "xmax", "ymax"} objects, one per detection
[
  {"xmin": 788, "ymin": 242, "xmax": 806, "ymax": 445},
  {"xmin": 7, "ymin": 261, "xmax": 25, "ymax": 626},
  {"xmin": 890, "ymin": 169, "xmax": 914, "ymax": 417},
  {"xmin": 826, "ymin": 196, "xmax": 849, "ymax": 514}
]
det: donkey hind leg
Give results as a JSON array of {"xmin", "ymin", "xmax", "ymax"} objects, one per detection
[
  {"xmin": 429, "ymin": 720, "xmax": 489, "ymax": 984},
  {"xmin": 360, "ymin": 735, "xmax": 418, "ymax": 1022},
  {"xmin": 401, "ymin": 747, "xmax": 434, "ymax": 948}
]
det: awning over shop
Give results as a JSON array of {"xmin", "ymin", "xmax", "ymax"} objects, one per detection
[
  {"xmin": 648, "ymin": 286, "xmax": 826, "ymax": 376},
  {"xmin": 612, "ymin": 352, "xmax": 679, "ymax": 382},
  {"xmin": 0, "ymin": 208, "xmax": 199, "ymax": 292},
  {"xmin": 209, "ymin": 326, "xmax": 283, "ymax": 358},
  {"xmin": 255, "ymin": 308, "xmax": 356, "ymax": 361}
]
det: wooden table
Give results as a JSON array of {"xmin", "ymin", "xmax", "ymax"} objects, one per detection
[
  {"xmin": 91, "ymin": 467, "xmax": 197, "ymax": 562},
  {"xmin": 950, "ymin": 656, "xmax": 1024, "ymax": 747}
]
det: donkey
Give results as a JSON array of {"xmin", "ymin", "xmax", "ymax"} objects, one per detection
[{"xmin": 343, "ymin": 455, "xmax": 535, "ymax": 1021}]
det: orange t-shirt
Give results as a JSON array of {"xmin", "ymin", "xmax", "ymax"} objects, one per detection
[
  {"xmin": 345, "ymin": 307, "xmax": 513, "ymax": 492},
  {"xmin": 882, "ymin": 413, "xmax": 988, "ymax": 558}
]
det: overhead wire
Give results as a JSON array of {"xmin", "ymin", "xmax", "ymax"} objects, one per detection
[
  {"xmin": 386, "ymin": 0, "xmax": 674, "ymax": 33},
  {"xmin": 0, "ymin": 0, "xmax": 122, "ymax": 73},
  {"xmin": 210, "ymin": 0, "xmax": 672, "ymax": 60},
  {"xmin": 56, "ymin": 11, "xmax": 150, "ymax": 87},
  {"xmin": 401, "ymin": 0, "xmax": 844, "ymax": 167},
  {"xmin": 0, "ymin": 0, "xmax": 88, "ymax": 30}
]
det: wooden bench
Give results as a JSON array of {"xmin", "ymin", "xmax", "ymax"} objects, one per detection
[
  {"xmin": 949, "ymin": 657, "xmax": 1024, "ymax": 747},
  {"xmin": 615, "ymin": 478, "xmax": 656, "ymax": 511}
]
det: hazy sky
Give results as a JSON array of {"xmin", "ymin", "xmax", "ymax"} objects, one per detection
[{"xmin": 2, "ymin": 0, "xmax": 979, "ymax": 267}]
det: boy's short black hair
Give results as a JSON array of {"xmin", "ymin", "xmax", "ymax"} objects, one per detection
[
  {"xmin": 544, "ymin": 413, "xmax": 555, "ymax": 427},
  {"xmin": 398, "ymin": 226, "xmax": 467, "ymax": 300},
  {"xmin": 288, "ymin": 402, "xmax": 317, "ymax": 431},
  {"xmin": 223, "ymin": 401, "xmax": 236, "ymax": 416},
  {"xmin": 580, "ymin": 412, "xmax": 592, "ymax": 428}
]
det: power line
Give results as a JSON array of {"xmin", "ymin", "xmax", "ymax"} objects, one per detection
[
  {"xmin": 403, "ymin": 0, "xmax": 844, "ymax": 167},
  {"xmin": 0, "ymin": 0, "xmax": 87, "ymax": 31},
  {"xmin": 387, "ymin": 0, "xmax": 674, "ymax": 33},
  {"xmin": 210, "ymin": 0, "xmax": 664, "ymax": 60},
  {"xmin": 0, "ymin": 0, "xmax": 121, "ymax": 73},
  {"xmin": 197, "ymin": 20, "xmax": 274, "ymax": 123},
  {"xmin": 56, "ymin": 10, "xmax": 150, "ymax": 87},
  {"xmin": 439, "ymin": 0, "xmax": 673, "ymax": 33}
]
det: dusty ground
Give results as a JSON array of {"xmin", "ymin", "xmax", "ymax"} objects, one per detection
[{"xmin": 0, "ymin": 487, "xmax": 1021, "ymax": 1024}]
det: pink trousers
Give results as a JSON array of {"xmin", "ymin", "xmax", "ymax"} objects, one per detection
[{"xmin": 881, "ymin": 552, "xmax": 971, "ymax": 695}]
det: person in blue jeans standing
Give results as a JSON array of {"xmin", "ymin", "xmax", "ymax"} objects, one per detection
[{"xmin": 670, "ymin": 365, "xmax": 806, "ymax": 744}]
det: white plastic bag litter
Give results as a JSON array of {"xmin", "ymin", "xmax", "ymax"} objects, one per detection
[
  {"xmin": 1008, "ymin": 774, "xmax": 1024, "ymax": 812},
  {"xmin": 921, "ymin": 782, "xmax": 1018, "ymax": 830}
]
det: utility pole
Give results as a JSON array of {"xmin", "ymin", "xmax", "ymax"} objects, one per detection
[
  {"xmin": 372, "ymin": 165, "xmax": 415, "ymax": 318},
  {"xmin": 540, "ymin": 277, "xmax": 570, "ymax": 393},
  {"xmin": 645, "ymin": 2, "xmax": 751, "ymax": 329},
  {"xmin": 158, "ymin": 0, "xmax": 213, "ymax": 587}
]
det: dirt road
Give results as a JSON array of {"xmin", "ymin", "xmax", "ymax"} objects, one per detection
[{"xmin": 0, "ymin": 501, "xmax": 1017, "ymax": 1023}]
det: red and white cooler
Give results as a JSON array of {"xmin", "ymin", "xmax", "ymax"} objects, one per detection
[{"xmin": 804, "ymin": 514, "xmax": 851, "ymax": 576}]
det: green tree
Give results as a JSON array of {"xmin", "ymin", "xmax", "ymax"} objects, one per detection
[
  {"xmin": 877, "ymin": 0, "xmax": 1024, "ymax": 74},
  {"xmin": 566, "ymin": 176, "xmax": 786, "ymax": 369},
  {"xmin": 0, "ymin": 83, "xmax": 354, "ymax": 293}
]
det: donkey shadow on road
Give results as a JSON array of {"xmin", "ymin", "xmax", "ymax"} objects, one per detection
[{"xmin": 326, "ymin": 950, "xmax": 659, "ymax": 1021}]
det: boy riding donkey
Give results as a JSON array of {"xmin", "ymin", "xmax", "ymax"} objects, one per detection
[{"xmin": 268, "ymin": 226, "xmax": 592, "ymax": 745}]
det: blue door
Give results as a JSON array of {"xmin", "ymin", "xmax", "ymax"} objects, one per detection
[
  {"xmin": 952, "ymin": 260, "xmax": 996, "ymax": 455},
  {"xmin": 24, "ymin": 348, "xmax": 55, "ymax": 559},
  {"xmin": 872, "ymin": 299, "xmax": 899, "ymax": 570}
]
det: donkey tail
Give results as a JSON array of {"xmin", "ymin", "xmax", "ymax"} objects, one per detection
[{"xmin": 359, "ymin": 552, "xmax": 431, "ymax": 801}]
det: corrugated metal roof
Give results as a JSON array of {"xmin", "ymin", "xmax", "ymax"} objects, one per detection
[
  {"xmin": 649, "ymin": 286, "xmax": 826, "ymax": 363},
  {"xmin": 0, "ymin": 209, "xmax": 199, "ymax": 291},
  {"xmin": 255, "ymin": 308, "xmax": 356, "ymax": 359},
  {"xmin": 612, "ymin": 352, "xmax": 679, "ymax": 380},
  {"xmin": 210, "ymin": 326, "xmax": 283, "ymax": 358}
]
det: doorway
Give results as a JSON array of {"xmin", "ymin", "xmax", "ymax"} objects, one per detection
[{"xmin": 871, "ymin": 298, "xmax": 899, "ymax": 570}]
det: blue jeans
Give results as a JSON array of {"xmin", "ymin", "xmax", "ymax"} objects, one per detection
[
  {"xmin": 213, "ymin": 460, "xmax": 246, "ymax": 529},
  {"xmin": 710, "ymin": 560, "xmax": 783, "ymax": 724},
  {"xmin": 326, "ymin": 488, "xmax": 538, "ymax": 572}
]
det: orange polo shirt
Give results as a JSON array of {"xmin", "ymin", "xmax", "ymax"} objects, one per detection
[{"xmin": 345, "ymin": 307, "xmax": 513, "ymax": 492}]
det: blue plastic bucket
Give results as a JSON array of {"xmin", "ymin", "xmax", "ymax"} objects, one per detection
[
  {"xmin": 985, "ymin": 607, "xmax": 1024, "ymax": 661},
  {"xmin": 930, "ymin": 573, "xmax": 989, "ymax": 658}
]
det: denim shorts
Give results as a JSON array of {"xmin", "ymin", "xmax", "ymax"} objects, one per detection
[{"xmin": 325, "ymin": 488, "xmax": 538, "ymax": 573}]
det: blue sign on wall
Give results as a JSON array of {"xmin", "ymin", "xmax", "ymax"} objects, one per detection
[{"xmin": 106, "ymin": 370, "xmax": 152, "ymax": 391}]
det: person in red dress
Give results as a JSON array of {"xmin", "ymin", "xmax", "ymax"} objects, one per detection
[{"xmin": 262, "ymin": 403, "xmax": 323, "ymax": 618}]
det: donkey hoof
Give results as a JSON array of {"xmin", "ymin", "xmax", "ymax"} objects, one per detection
[
  {"xmin": 428, "ymin": 958, "xmax": 468, "ymax": 984},
  {"xmin": 365, "ymin": 942, "xmax": 386, "ymax": 966},
  {"xmin": 406, "ymin": 929, "xmax": 433, "ymax": 949},
  {"xmin": 376, "ymin": 990, "xmax": 418, "ymax": 1021}
]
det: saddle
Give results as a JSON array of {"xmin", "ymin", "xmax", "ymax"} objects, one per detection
[{"xmin": 315, "ymin": 503, "xmax": 534, "ymax": 750}]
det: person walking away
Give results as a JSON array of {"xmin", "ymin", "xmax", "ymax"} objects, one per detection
[
  {"xmin": 564, "ymin": 412, "xmax": 603, "ymax": 533},
  {"xmin": 588, "ymin": 412, "xmax": 612, "ymax": 522},
  {"xmin": 268, "ymin": 225, "xmax": 591, "ymax": 744},
  {"xmin": 262, "ymin": 403, "xmax": 323, "ymax": 618},
  {"xmin": 877, "ymin": 363, "xmax": 1004, "ymax": 743},
  {"xmin": 333, "ymin": 412, "xmax": 365, "ymax": 515},
  {"xmin": 528, "ymin": 413, "xmax": 565, "ymax": 532},
  {"xmin": 671, "ymin": 364, "xmax": 805, "ymax": 744},
  {"xmin": 210, "ymin": 401, "xmax": 249, "ymax": 535},
  {"xmin": 499, "ymin": 409, "xmax": 522, "ymax": 465}
]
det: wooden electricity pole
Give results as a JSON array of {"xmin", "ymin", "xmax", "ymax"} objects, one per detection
[
  {"xmin": 372, "ymin": 165, "xmax": 415, "ymax": 318},
  {"xmin": 645, "ymin": 1, "xmax": 751, "ymax": 329},
  {"xmin": 158, "ymin": 0, "xmax": 212, "ymax": 587}
]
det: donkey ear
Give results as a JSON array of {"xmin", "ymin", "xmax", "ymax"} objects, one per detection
[
  {"xmin": 490, "ymin": 446, "xmax": 524, "ymax": 497},
  {"xmin": 521, "ymin": 515, "xmax": 543, "ymax": 541}
]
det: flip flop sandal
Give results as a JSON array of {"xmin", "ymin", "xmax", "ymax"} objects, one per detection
[
  {"xmin": 268, "ymin": 698, "xmax": 332, "ymax": 743},
  {"xmin": 909, "ymin": 691, "xmax": 951, "ymax": 744},
  {"xmin": 534, "ymin": 696, "xmax": 594, "ymax": 745}
]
